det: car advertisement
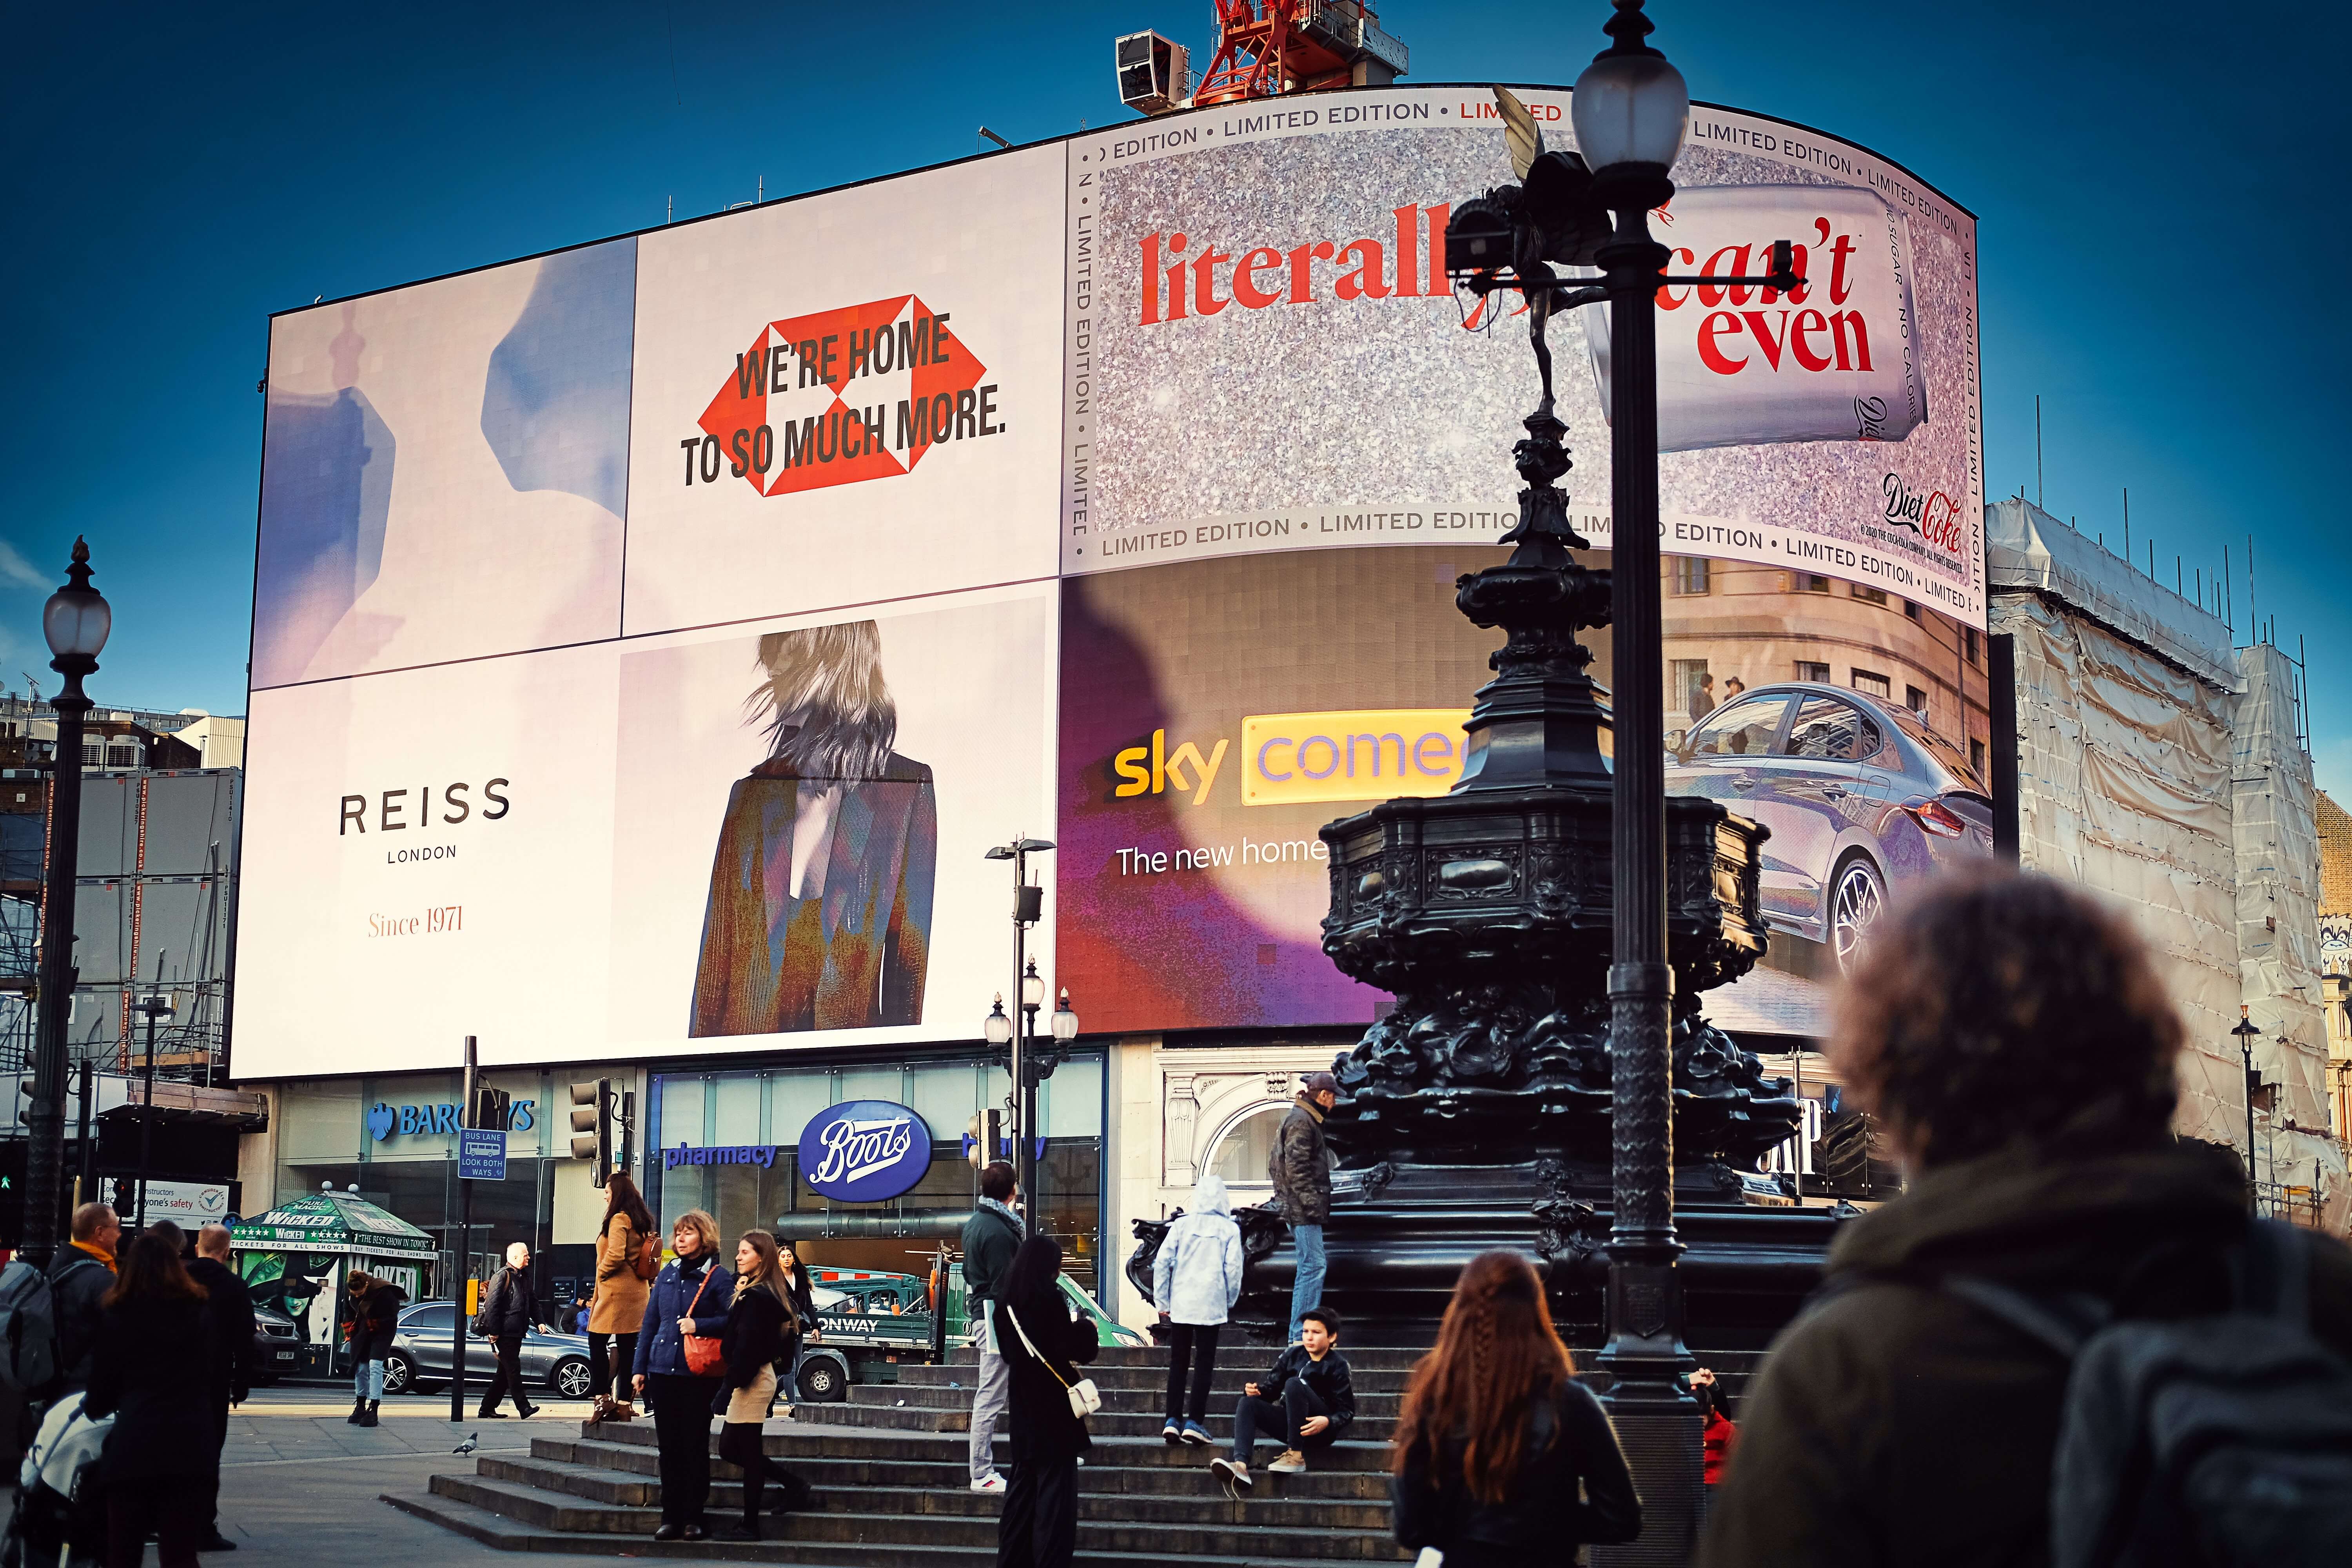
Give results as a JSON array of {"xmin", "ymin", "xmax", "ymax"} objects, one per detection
[
  {"xmin": 1058, "ymin": 542, "xmax": 1993, "ymax": 1036},
  {"xmin": 240, "ymin": 83, "xmax": 1985, "ymax": 1073}
]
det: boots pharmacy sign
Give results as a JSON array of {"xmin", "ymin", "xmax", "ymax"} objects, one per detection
[{"xmin": 796, "ymin": 1101, "xmax": 931, "ymax": 1202}]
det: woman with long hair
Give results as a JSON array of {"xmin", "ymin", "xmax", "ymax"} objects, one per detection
[
  {"xmin": 588, "ymin": 1171, "xmax": 656, "ymax": 1413},
  {"xmin": 773, "ymin": 1239, "xmax": 819, "ymax": 1416},
  {"xmin": 1390, "ymin": 1251, "xmax": 1640, "ymax": 1565},
  {"xmin": 632, "ymin": 1210, "xmax": 733, "ymax": 1541},
  {"xmin": 710, "ymin": 1232, "xmax": 809, "ymax": 1540},
  {"xmin": 991, "ymin": 1233, "xmax": 1098, "ymax": 1568},
  {"xmin": 85, "ymin": 1231, "xmax": 216, "ymax": 1568},
  {"xmin": 690, "ymin": 621, "xmax": 938, "ymax": 1036}
]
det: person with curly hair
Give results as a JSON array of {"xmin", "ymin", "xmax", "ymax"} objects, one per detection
[{"xmin": 1699, "ymin": 869, "xmax": 2352, "ymax": 1567}]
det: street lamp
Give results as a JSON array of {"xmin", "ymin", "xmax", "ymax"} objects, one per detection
[
  {"xmin": 1576, "ymin": 6, "xmax": 1789, "ymax": 1557},
  {"xmin": 25, "ymin": 538, "xmax": 109, "ymax": 1265},
  {"xmin": 982, "ymin": 836, "xmax": 1054, "ymax": 1210},
  {"xmin": 2234, "ymin": 1005, "xmax": 2262, "ymax": 1214}
]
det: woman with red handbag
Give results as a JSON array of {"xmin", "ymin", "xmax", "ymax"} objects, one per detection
[{"xmin": 632, "ymin": 1209, "xmax": 733, "ymax": 1541}]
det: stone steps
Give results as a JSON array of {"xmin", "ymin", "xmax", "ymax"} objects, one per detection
[{"xmin": 799, "ymin": 1398, "xmax": 1398, "ymax": 1443}]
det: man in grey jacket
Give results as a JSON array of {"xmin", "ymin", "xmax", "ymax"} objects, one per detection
[
  {"xmin": 959, "ymin": 1162, "xmax": 1024, "ymax": 1493},
  {"xmin": 1270, "ymin": 1073, "xmax": 1336, "ymax": 1344}
]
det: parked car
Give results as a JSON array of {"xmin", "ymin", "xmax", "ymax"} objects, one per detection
[
  {"xmin": 250, "ymin": 1304, "xmax": 300, "ymax": 1385},
  {"xmin": 1666, "ymin": 681, "xmax": 1992, "ymax": 966},
  {"xmin": 379, "ymin": 1299, "xmax": 595, "ymax": 1398},
  {"xmin": 782, "ymin": 1265, "xmax": 1143, "ymax": 1404}
]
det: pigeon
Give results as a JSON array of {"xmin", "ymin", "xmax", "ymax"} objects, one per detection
[{"xmin": 452, "ymin": 1432, "xmax": 479, "ymax": 1455}]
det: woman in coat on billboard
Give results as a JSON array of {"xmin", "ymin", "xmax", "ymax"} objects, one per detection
[
  {"xmin": 993, "ymin": 1233, "xmax": 1099, "ymax": 1568},
  {"xmin": 632, "ymin": 1210, "xmax": 733, "ymax": 1541},
  {"xmin": 711, "ymin": 1232, "xmax": 810, "ymax": 1540},
  {"xmin": 689, "ymin": 621, "xmax": 937, "ymax": 1038},
  {"xmin": 588, "ymin": 1173, "xmax": 656, "ymax": 1414}
]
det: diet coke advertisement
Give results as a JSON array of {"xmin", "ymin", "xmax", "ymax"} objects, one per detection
[
  {"xmin": 1584, "ymin": 185, "xmax": 1926, "ymax": 452},
  {"xmin": 1063, "ymin": 84, "xmax": 1983, "ymax": 623}
]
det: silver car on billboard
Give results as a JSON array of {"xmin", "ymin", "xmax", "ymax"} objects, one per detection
[{"xmin": 1668, "ymin": 681, "xmax": 1992, "ymax": 964}]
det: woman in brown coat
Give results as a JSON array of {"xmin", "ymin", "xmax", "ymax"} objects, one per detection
[{"xmin": 587, "ymin": 1172, "xmax": 655, "ymax": 1410}]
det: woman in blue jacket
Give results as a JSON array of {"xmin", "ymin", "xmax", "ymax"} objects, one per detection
[{"xmin": 632, "ymin": 1209, "xmax": 732, "ymax": 1540}]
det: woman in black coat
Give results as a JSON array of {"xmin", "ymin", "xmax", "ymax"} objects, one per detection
[
  {"xmin": 773, "ymin": 1240, "xmax": 819, "ymax": 1410},
  {"xmin": 1391, "ymin": 1252, "xmax": 1639, "ymax": 1568},
  {"xmin": 85, "ymin": 1231, "xmax": 218, "ymax": 1568},
  {"xmin": 710, "ymin": 1232, "xmax": 809, "ymax": 1540},
  {"xmin": 991, "ymin": 1234, "xmax": 1099, "ymax": 1568}
]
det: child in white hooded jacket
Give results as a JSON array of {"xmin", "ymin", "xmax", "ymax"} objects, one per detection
[{"xmin": 1151, "ymin": 1174, "xmax": 1246, "ymax": 1446}]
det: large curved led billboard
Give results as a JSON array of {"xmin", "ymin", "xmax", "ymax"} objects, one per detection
[{"xmin": 236, "ymin": 85, "xmax": 1981, "ymax": 1076}]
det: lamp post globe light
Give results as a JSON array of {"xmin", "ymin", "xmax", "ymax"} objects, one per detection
[
  {"xmin": 2234, "ymin": 1005, "xmax": 2263, "ymax": 1214},
  {"xmin": 25, "ymin": 538, "xmax": 109, "ymax": 1266}
]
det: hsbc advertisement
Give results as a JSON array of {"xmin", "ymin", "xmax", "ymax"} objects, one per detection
[{"xmin": 240, "ymin": 87, "xmax": 1984, "ymax": 1075}]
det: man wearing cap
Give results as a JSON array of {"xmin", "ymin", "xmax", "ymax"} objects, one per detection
[{"xmin": 1269, "ymin": 1073, "xmax": 1337, "ymax": 1344}]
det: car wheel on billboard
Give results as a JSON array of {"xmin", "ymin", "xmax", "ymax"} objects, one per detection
[
  {"xmin": 383, "ymin": 1350, "xmax": 413, "ymax": 1395},
  {"xmin": 551, "ymin": 1357, "xmax": 593, "ymax": 1398},
  {"xmin": 1829, "ymin": 853, "xmax": 1888, "ymax": 972}
]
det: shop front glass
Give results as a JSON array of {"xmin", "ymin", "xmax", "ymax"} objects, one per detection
[{"xmin": 646, "ymin": 1054, "xmax": 1106, "ymax": 1296}]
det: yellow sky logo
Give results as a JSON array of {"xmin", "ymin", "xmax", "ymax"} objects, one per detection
[{"xmin": 1112, "ymin": 710, "xmax": 1471, "ymax": 808}]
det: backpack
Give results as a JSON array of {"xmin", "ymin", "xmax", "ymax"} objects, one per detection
[
  {"xmin": 0, "ymin": 1259, "xmax": 61, "ymax": 1396},
  {"xmin": 1944, "ymin": 1219, "xmax": 2352, "ymax": 1568}
]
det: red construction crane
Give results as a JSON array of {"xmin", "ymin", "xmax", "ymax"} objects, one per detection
[{"xmin": 1118, "ymin": 2, "xmax": 1406, "ymax": 115}]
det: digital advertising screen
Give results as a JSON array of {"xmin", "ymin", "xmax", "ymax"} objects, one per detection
[{"xmin": 238, "ymin": 83, "xmax": 1983, "ymax": 1076}]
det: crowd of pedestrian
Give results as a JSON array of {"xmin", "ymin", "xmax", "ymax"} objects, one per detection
[{"xmin": 13, "ymin": 871, "xmax": 2350, "ymax": 1566}]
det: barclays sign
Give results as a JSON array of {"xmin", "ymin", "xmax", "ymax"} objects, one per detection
[{"xmin": 797, "ymin": 1100, "xmax": 931, "ymax": 1203}]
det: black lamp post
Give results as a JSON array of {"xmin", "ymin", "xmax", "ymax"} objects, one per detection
[
  {"xmin": 2233, "ymin": 1005, "xmax": 2263, "ymax": 1214},
  {"xmin": 982, "ymin": 836, "xmax": 1054, "ymax": 1212},
  {"xmin": 25, "ymin": 538, "xmax": 110, "ymax": 1266}
]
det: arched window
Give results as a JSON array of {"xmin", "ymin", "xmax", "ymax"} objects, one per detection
[{"xmin": 1205, "ymin": 1103, "xmax": 1289, "ymax": 1189}]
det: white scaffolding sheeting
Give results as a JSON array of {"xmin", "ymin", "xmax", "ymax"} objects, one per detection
[
  {"xmin": 1988, "ymin": 501, "xmax": 2340, "ymax": 1194},
  {"xmin": 1987, "ymin": 498, "xmax": 2236, "ymax": 688},
  {"xmin": 2233, "ymin": 642, "xmax": 2339, "ymax": 1189},
  {"xmin": 1990, "ymin": 590, "xmax": 2243, "ymax": 1145}
]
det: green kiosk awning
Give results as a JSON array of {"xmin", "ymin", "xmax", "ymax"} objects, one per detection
[{"xmin": 230, "ymin": 1190, "xmax": 437, "ymax": 1262}]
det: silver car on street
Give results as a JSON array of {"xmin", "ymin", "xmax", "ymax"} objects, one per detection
[{"xmin": 380, "ymin": 1299, "xmax": 596, "ymax": 1398}]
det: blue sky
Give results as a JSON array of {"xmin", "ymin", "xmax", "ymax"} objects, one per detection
[{"xmin": 4, "ymin": 2, "xmax": 2347, "ymax": 790}]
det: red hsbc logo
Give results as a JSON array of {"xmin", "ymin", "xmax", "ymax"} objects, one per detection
[{"xmin": 684, "ymin": 295, "xmax": 1004, "ymax": 495}]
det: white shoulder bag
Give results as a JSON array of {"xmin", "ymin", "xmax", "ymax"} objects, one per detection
[{"xmin": 1004, "ymin": 1306, "xmax": 1102, "ymax": 1419}]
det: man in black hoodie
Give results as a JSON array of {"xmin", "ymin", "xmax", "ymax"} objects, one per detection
[{"xmin": 185, "ymin": 1223, "xmax": 255, "ymax": 1552}]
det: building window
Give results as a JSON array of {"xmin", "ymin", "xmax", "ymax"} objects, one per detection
[
  {"xmin": 1850, "ymin": 669, "xmax": 1892, "ymax": 699},
  {"xmin": 1849, "ymin": 584, "xmax": 1889, "ymax": 606},
  {"xmin": 1207, "ymin": 1105, "xmax": 1290, "ymax": 1189},
  {"xmin": 1670, "ymin": 557, "xmax": 1711, "ymax": 595},
  {"xmin": 1965, "ymin": 628, "xmax": 1981, "ymax": 666},
  {"xmin": 1670, "ymin": 659, "xmax": 1713, "ymax": 718},
  {"xmin": 1903, "ymin": 600, "xmax": 1921, "ymax": 621},
  {"xmin": 1906, "ymin": 685, "xmax": 1929, "ymax": 718},
  {"xmin": 1969, "ymin": 737, "xmax": 1987, "ymax": 775},
  {"xmin": 1794, "ymin": 661, "xmax": 1831, "ymax": 685},
  {"xmin": 1788, "ymin": 573, "xmax": 1831, "ymax": 594}
]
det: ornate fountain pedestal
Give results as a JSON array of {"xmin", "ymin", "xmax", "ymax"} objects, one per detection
[{"xmin": 1133, "ymin": 411, "xmax": 1837, "ymax": 1352}]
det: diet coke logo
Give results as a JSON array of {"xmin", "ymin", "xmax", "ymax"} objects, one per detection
[
  {"xmin": 1881, "ymin": 472, "xmax": 1966, "ymax": 557},
  {"xmin": 796, "ymin": 1099, "xmax": 931, "ymax": 1203}
]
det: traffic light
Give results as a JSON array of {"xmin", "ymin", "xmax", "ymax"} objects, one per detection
[
  {"xmin": 470, "ymin": 1084, "xmax": 512, "ymax": 1134},
  {"xmin": 568, "ymin": 1080, "xmax": 633, "ymax": 1187}
]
